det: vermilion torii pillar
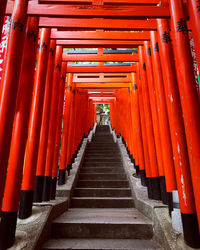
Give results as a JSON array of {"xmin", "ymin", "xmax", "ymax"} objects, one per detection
[
  {"xmin": 138, "ymin": 46, "xmax": 161, "ymax": 201},
  {"xmin": 34, "ymin": 40, "xmax": 56, "ymax": 202},
  {"xmin": 43, "ymin": 45, "xmax": 63, "ymax": 201},
  {"xmin": 150, "ymin": 30, "xmax": 177, "ymax": 213},
  {"xmin": 58, "ymin": 73, "xmax": 73, "ymax": 184},
  {"xmin": 0, "ymin": 16, "xmax": 38, "ymax": 250},
  {"xmin": 19, "ymin": 28, "xmax": 51, "ymax": 219},
  {"xmin": 0, "ymin": 0, "xmax": 28, "ymax": 214},
  {"xmin": 169, "ymin": 0, "xmax": 200, "ymax": 239},
  {"xmin": 130, "ymin": 73, "xmax": 146, "ymax": 186},
  {"xmin": 51, "ymin": 61, "xmax": 67, "ymax": 199},
  {"xmin": 157, "ymin": 18, "xmax": 200, "ymax": 248},
  {"xmin": 144, "ymin": 41, "xmax": 166, "ymax": 204},
  {"xmin": 136, "ymin": 62, "xmax": 151, "ymax": 189}
]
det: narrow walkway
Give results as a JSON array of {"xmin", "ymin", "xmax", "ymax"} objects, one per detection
[{"xmin": 43, "ymin": 125, "xmax": 160, "ymax": 250}]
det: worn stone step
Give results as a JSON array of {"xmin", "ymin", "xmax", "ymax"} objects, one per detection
[
  {"xmin": 85, "ymin": 152, "xmax": 120, "ymax": 157},
  {"xmin": 73, "ymin": 188, "xmax": 132, "ymax": 197},
  {"xmin": 82, "ymin": 162, "xmax": 123, "ymax": 168},
  {"xmin": 43, "ymin": 238, "xmax": 160, "ymax": 250},
  {"xmin": 71, "ymin": 197, "xmax": 134, "ymax": 208},
  {"xmin": 85, "ymin": 149, "xmax": 119, "ymax": 154},
  {"xmin": 80, "ymin": 167, "xmax": 124, "ymax": 173},
  {"xmin": 84, "ymin": 158, "xmax": 122, "ymax": 163},
  {"xmin": 76, "ymin": 180, "xmax": 129, "ymax": 188},
  {"xmin": 78, "ymin": 173, "xmax": 126, "ymax": 180},
  {"xmin": 51, "ymin": 208, "xmax": 153, "ymax": 239}
]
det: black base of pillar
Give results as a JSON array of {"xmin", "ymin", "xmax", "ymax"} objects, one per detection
[
  {"xmin": 50, "ymin": 177, "xmax": 57, "ymax": 200},
  {"xmin": 42, "ymin": 176, "xmax": 52, "ymax": 201},
  {"xmin": 135, "ymin": 165, "xmax": 139, "ymax": 176},
  {"xmin": 181, "ymin": 213, "xmax": 200, "ymax": 248},
  {"xmin": 58, "ymin": 169, "xmax": 66, "ymax": 185},
  {"xmin": 33, "ymin": 176, "xmax": 44, "ymax": 202},
  {"xmin": 70, "ymin": 158, "xmax": 73, "ymax": 168},
  {"xmin": 130, "ymin": 155, "xmax": 134, "ymax": 164},
  {"xmin": 67, "ymin": 164, "xmax": 71, "ymax": 176},
  {"xmin": 147, "ymin": 178, "xmax": 153, "ymax": 199},
  {"xmin": 19, "ymin": 190, "xmax": 34, "ymax": 219},
  {"xmin": 167, "ymin": 192, "xmax": 173, "ymax": 217},
  {"xmin": 132, "ymin": 158, "xmax": 135, "ymax": 168},
  {"xmin": 159, "ymin": 176, "xmax": 168, "ymax": 205},
  {"xmin": 151, "ymin": 177, "xmax": 161, "ymax": 201},
  {"xmin": 0, "ymin": 211, "xmax": 17, "ymax": 250},
  {"xmin": 139, "ymin": 170, "xmax": 147, "ymax": 187}
]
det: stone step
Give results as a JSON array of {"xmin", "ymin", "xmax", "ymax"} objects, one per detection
[
  {"xmin": 85, "ymin": 149, "xmax": 120, "ymax": 153},
  {"xmin": 51, "ymin": 208, "xmax": 153, "ymax": 239},
  {"xmin": 73, "ymin": 188, "xmax": 132, "ymax": 197},
  {"xmin": 78, "ymin": 173, "xmax": 126, "ymax": 180},
  {"xmin": 85, "ymin": 152, "xmax": 120, "ymax": 156},
  {"xmin": 76, "ymin": 180, "xmax": 129, "ymax": 188},
  {"xmin": 88, "ymin": 143, "xmax": 117, "ymax": 147},
  {"xmin": 82, "ymin": 162, "xmax": 123, "ymax": 168},
  {"xmin": 71, "ymin": 197, "xmax": 134, "ymax": 208},
  {"xmin": 80, "ymin": 167, "xmax": 124, "ymax": 173},
  {"xmin": 43, "ymin": 238, "xmax": 160, "ymax": 250},
  {"xmin": 84, "ymin": 158, "xmax": 122, "ymax": 163}
]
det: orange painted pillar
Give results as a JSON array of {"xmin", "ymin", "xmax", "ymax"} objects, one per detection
[
  {"xmin": 0, "ymin": 17, "xmax": 38, "ymax": 250},
  {"xmin": 58, "ymin": 73, "xmax": 73, "ymax": 184},
  {"xmin": 150, "ymin": 30, "xmax": 177, "ymax": 212},
  {"xmin": 66, "ymin": 83, "xmax": 75, "ymax": 174},
  {"xmin": 157, "ymin": 18, "xmax": 200, "ymax": 247},
  {"xmin": 169, "ymin": 0, "xmax": 200, "ymax": 240},
  {"xmin": 43, "ymin": 45, "xmax": 63, "ymax": 201},
  {"xmin": 131, "ymin": 73, "xmax": 146, "ymax": 186},
  {"xmin": 0, "ymin": 0, "xmax": 7, "ymax": 40},
  {"xmin": 138, "ymin": 46, "xmax": 161, "ymax": 201},
  {"xmin": 136, "ymin": 63, "xmax": 152, "ymax": 186},
  {"xmin": 51, "ymin": 62, "xmax": 67, "ymax": 199},
  {"xmin": 19, "ymin": 28, "xmax": 51, "ymax": 219},
  {"xmin": 34, "ymin": 40, "xmax": 56, "ymax": 202},
  {"xmin": 144, "ymin": 41, "xmax": 166, "ymax": 204},
  {"xmin": 188, "ymin": 0, "xmax": 200, "ymax": 73},
  {"xmin": 0, "ymin": 0, "xmax": 28, "ymax": 215}
]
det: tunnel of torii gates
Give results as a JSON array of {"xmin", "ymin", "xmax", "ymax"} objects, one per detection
[{"xmin": 0, "ymin": 0, "xmax": 200, "ymax": 249}]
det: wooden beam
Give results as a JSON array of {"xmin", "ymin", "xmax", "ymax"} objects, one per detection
[
  {"xmin": 67, "ymin": 65, "xmax": 136, "ymax": 72},
  {"xmin": 6, "ymin": 1, "xmax": 170, "ymax": 18},
  {"xmin": 51, "ymin": 30, "xmax": 150, "ymax": 40},
  {"xmin": 73, "ymin": 73, "xmax": 132, "ymax": 82},
  {"xmin": 39, "ymin": 17, "xmax": 157, "ymax": 30},
  {"xmin": 76, "ymin": 82, "xmax": 130, "ymax": 87},
  {"xmin": 57, "ymin": 39, "xmax": 143, "ymax": 48},
  {"xmin": 39, "ymin": 0, "xmax": 161, "ymax": 5}
]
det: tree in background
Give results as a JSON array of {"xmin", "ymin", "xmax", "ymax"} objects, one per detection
[{"xmin": 96, "ymin": 104, "xmax": 110, "ymax": 125}]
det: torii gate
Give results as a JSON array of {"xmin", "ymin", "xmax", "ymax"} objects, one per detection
[{"xmin": 0, "ymin": 0, "xmax": 200, "ymax": 249}]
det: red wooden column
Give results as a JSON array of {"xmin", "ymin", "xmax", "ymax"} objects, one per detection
[
  {"xmin": 131, "ymin": 73, "xmax": 146, "ymax": 186},
  {"xmin": 0, "ymin": 16, "xmax": 38, "ymax": 250},
  {"xmin": 51, "ymin": 62, "xmax": 67, "ymax": 199},
  {"xmin": 169, "ymin": 0, "xmax": 200, "ymax": 239},
  {"xmin": 157, "ymin": 18, "xmax": 200, "ymax": 247},
  {"xmin": 188, "ymin": 0, "xmax": 200, "ymax": 72},
  {"xmin": 144, "ymin": 41, "xmax": 166, "ymax": 204},
  {"xmin": 136, "ymin": 62, "xmax": 151, "ymax": 187},
  {"xmin": 58, "ymin": 73, "xmax": 73, "ymax": 184},
  {"xmin": 138, "ymin": 46, "xmax": 161, "ymax": 201},
  {"xmin": 150, "ymin": 30, "xmax": 177, "ymax": 213},
  {"xmin": 19, "ymin": 28, "xmax": 51, "ymax": 219},
  {"xmin": 43, "ymin": 45, "xmax": 63, "ymax": 201},
  {"xmin": 0, "ymin": 0, "xmax": 28, "ymax": 215},
  {"xmin": 0, "ymin": 0, "xmax": 7, "ymax": 40},
  {"xmin": 34, "ymin": 40, "xmax": 56, "ymax": 202}
]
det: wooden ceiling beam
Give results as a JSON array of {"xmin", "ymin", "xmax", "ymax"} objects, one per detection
[
  {"xmin": 67, "ymin": 65, "xmax": 136, "ymax": 72},
  {"xmin": 76, "ymin": 82, "xmax": 130, "ymax": 87}
]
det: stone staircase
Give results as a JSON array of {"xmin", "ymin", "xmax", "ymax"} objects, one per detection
[{"xmin": 43, "ymin": 125, "xmax": 160, "ymax": 250}]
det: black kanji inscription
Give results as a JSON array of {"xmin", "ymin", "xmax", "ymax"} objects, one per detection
[
  {"xmin": 143, "ymin": 63, "xmax": 146, "ymax": 71},
  {"xmin": 197, "ymin": 0, "xmax": 200, "ymax": 12},
  {"xmin": 27, "ymin": 30, "xmax": 37, "ymax": 42},
  {"xmin": 40, "ymin": 42, "xmax": 47, "ymax": 51},
  {"xmin": 55, "ymin": 64, "xmax": 61, "ymax": 71},
  {"xmin": 154, "ymin": 42, "xmax": 159, "ymax": 52},
  {"xmin": 147, "ymin": 47, "xmax": 151, "ymax": 56},
  {"xmin": 61, "ymin": 75, "xmax": 65, "ymax": 82},
  {"xmin": 176, "ymin": 18, "xmax": 187, "ymax": 34},
  {"xmin": 11, "ymin": 18, "xmax": 24, "ymax": 32},
  {"xmin": 161, "ymin": 31, "xmax": 172, "ymax": 43},
  {"xmin": 49, "ymin": 48, "xmax": 54, "ymax": 56},
  {"xmin": 133, "ymin": 84, "xmax": 138, "ymax": 90}
]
